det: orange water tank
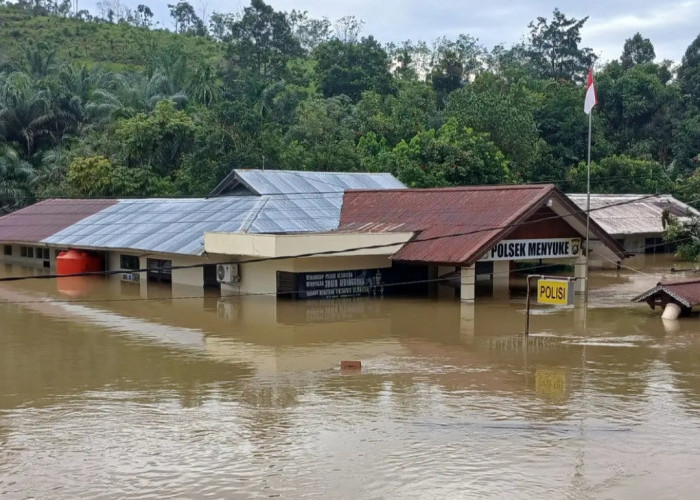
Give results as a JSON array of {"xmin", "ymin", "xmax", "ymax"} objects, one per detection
[{"xmin": 56, "ymin": 249, "xmax": 103, "ymax": 275}]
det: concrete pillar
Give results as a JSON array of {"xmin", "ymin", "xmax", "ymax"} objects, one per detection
[
  {"xmin": 460, "ymin": 264, "xmax": 475, "ymax": 303},
  {"xmin": 573, "ymin": 293, "xmax": 587, "ymax": 332},
  {"xmin": 574, "ymin": 255, "xmax": 587, "ymax": 295},
  {"xmin": 460, "ymin": 302, "xmax": 475, "ymax": 341},
  {"xmin": 492, "ymin": 260, "xmax": 510, "ymax": 299}
]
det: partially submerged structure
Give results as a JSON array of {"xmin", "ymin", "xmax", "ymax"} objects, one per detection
[
  {"xmin": 632, "ymin": 277, "xmax": 700, "ymax": 318},
  {"xmin": 337, "ymin": 184, "xmax": 625, "ymax": 301},
  {"xmin": 567, "ymin": 194, "xmax": 700, "ymax": 255},
  {"xmin": 0, "ymin": 173, "xmax": 626, "ymax": 302}
]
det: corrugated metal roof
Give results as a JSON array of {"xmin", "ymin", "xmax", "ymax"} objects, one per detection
[
  {"xmin": 632, "ymin": 277, "xmax": 700, "ymax": 308},
  {"xmin": 209, "ymin": 169, "xmax": 406, "ymax": 197},
  {"xmin": 567, "ymin": 194, "xmax": 700, "ymax": 236},
  {"xmin": 42, "ymin": 194, "xmax": 344, "ymax": 255},
  {"xmin": 339, "ymin": 185, "xmax": 557, "ymax": 265},
  {"xmin": 0, "ymin": 199, "xmax": 117, "ymax": 243}
]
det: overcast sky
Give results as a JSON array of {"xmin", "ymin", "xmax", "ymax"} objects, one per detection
[{"xmin": 86, "ymin": 0, "xmax": 699, "ymax": 64}]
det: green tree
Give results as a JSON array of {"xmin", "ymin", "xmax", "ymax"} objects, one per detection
[
  {"xmin": 0, "ymin": 144, "xmax": 35, "ymax": 213},
  {"xmin": 280, "ymin": 96, "xmax": 359, "ymax": 171},
  {"xmin": 313, "ymin": 36, "xmax": 393, "ymax": 101},
  {"xmin": 621, "ymin": 33, "xmax": 656, "ymax": 69},
  {"xmin": 428, "ymin": 35, "xmax": 484, "ymax": 102},
  {"xmin": 663, "ymin": 214, "xmax": 700, "ymax": 262},
  {"xmin": 678, "ymin": 33, "xmax": 700, "ymax": 110},
  {"xmin": 67, "ymin": 155, "xmax": 174, "ymax": 197},
  {"xmin": 383, "ymin": 118, "xmax": 511, "ymax": 187},
  {"xmin": 226, "ymin": 0, "xmax": 302, "ymax": 82},
  {"xmin": 566, "ymin": 155, "xmax": 673, "ymax": 194},
  {"xmin": 168, "ymin": 2, "xmax": 205, "ymax": 36},
  {"xmin": 113, "ymin": 99, "xmax": 195, "ymax": 175},
  {"xmin": 446, "ymin": 74, "xmax": 540, "ymax": 176},
  {"xmin": 526, "ymin": 8, "xmax": 596, "ymax": 82}
]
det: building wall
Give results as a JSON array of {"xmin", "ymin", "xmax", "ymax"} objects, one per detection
[
  {"xmin": 223, "ymin": 255, "xmax": 394, "ymax": 296},
  {"xmin": 0, "ymin": 243, "xmax": 54, "ymax": 269}
]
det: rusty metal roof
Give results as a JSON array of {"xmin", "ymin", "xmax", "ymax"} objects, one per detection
[
  {"xmin": 0, "ymin": 199, "xmax": 117, "ymax": 243},
  {"xmin": 632, "ymin": 277, "xmax": 700, "ymax": 308},
  {"xmin": 340, "ymin": 185, "xmax": 560, "ymax": 265},
  {"xmin": 567, "ymin": 194, "xmax": 700, "ymax": 236}
]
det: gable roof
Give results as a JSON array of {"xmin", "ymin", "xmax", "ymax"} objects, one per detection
[
  {"xmin": 0, "ymin": 199, "xmax": 117, "ymax": 244},
  {"xmin": 632, "ymin": 277, "xmax": 700, "ymax": 309},
  {"xmin": 208, "ymin": 169, "xmax": 405, "ymax": 197},
  {"xmin": 567, "ymin": 194, "xmax": 700, "ymax": 236},
  {"xmin": 340, "ymin": 184, "xmax": 625, "ymax": 265}
]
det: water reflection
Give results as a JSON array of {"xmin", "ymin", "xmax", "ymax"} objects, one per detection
[{"xmin": 0, "ymin": 255, "xmax": 699, "ymax": 498}]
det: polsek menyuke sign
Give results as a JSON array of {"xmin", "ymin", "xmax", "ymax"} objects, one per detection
[{"xmin": 480, "ymin": 238, "xmax": 581, "ymax": 261}]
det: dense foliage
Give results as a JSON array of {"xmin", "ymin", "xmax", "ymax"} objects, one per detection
[{"xmin": 0, "ymin": 1, "xmax": 699, "ymax": 260}]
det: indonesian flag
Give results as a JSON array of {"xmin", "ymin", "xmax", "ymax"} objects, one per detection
[{"xmin": 584, "ymin": 67, "xmax": 597, "ymax": 115}]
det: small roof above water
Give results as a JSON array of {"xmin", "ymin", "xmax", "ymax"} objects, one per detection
[
  {"xmin": 632, "ymin": 277, "xmax": 700, "ymax": 309},
  {"xmin": 567, "ymin": 194, "xmax": 699, "ymax": 236}
]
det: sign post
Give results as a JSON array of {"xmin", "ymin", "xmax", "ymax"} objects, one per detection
[{"xmin": 525, "ymin": 275, "xmax": 577, "ymax": 336}]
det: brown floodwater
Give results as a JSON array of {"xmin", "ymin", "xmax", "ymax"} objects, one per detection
[{"xmin": 1, "ymin": 255, "xmax": 699, "ymax": 499}]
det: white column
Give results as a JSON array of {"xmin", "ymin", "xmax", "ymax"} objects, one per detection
[
  {"xmin": 460, "ymin": 302, "xmax": 475, "ymax": 341},
  {"xmin": 492, "ymin": 260, "xmax": 510, "ymax": 299},
  {"xmin": 460, "ymin": 264, "xmax": 475, "ymax": 303}
]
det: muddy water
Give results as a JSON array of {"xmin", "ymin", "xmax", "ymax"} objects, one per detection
[{"xmin": 1, "ymin": 256, "xmax": 699, "ymax": 499}]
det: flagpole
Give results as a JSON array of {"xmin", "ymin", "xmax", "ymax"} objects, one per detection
[{"xmin": 585, "ymin": 107, "xmax": 592, "ymax": 304}]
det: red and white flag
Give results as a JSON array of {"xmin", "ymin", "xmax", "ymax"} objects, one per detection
[{"xmin": 584, "ymin": 67, "xmax": 597, "ymax": 115}]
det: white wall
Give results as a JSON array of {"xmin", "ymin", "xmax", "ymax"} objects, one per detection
[{"xmin": 223, "ymin": 254, "xmax": 394, "ymax": 296}]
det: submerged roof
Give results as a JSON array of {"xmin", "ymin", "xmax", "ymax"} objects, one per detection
[
  {"xmin": 340, "ymin": 185, "xmax": 551, "ymax": 264},
  {"xmin": 567, "ymin": 194, "xmax": 699, "ymax": 236},
  {"xmin": 43, "ymin": 194, "xmax": 344, "ymax": 255},
  {"xmin": 0, "ymin": 199, "xmax": 117, "ymax": 243},
  {"xmin": 340, "ymin": 185, "xmax": 625, "ymax": 265},
  {"xmin": 208, "ymin": 169, "xmax": 405, "ymax": 197},
  {"xmin": 632, "ymin": 277, "xmax": 700, "ymax": 308}
]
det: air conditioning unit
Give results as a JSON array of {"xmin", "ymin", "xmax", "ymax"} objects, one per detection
[
  {"xmin": 121, "ymin": 272, "xmax": 140, "ymax": 283},
  {"xmin": 216, "ymin": 263, "xmax": 240, "ymax": 284}
]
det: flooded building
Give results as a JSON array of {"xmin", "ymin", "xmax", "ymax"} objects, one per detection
[
  {"xmin": 0, "ymin": 169, "xmax": 406, "ymax": 296},
  {"xmin": 335, "ymin": 185, "xmax": 625, "ymax": 302},
  {"xmin": 567, "ymin": 194, "xmax": 699, "ymax": 256},
  {"xmin": 0, "ymin": 175, "xmax": 626, "ymax": 303}
]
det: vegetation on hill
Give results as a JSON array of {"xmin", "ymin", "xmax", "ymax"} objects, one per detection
[{"xmin": 0, "ymin": 1, "xmax": 699, "ymax": 258}]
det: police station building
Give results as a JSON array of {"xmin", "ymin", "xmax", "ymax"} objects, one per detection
[{"xmin": 335, "ymin": 184, "xmax": 625, "ymax": 302}]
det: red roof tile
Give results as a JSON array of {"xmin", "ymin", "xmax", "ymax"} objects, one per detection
[
  {"xmin": 340, "ymin": 185, "xmax": 557, "ymax": 264},
  {"xmin": 0, "ymin": 199, "xmax": 117, "ymax": 243},
  {"xmin": 340, "ymin": 184, "xmax": 625, "ymax": 265},
  {"xmin": 633, "ymin": 277, "xmax": 700, "ymax": 308}
]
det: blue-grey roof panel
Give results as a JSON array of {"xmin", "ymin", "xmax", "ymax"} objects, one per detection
[
  {"xmin": 42, "ymin": 194, "xmax": 344, "ymax": 255},
  {"xmin": 235, "ymin": 170, "xmax": 405, "ymax": 195}
]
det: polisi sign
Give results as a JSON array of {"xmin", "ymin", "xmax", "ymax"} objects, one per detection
[
  {"xmin": 537, "ymin": 279, "xmax": 574, "ymax": 305},
  {"xmin": 480, "ymin": 238, "xmax": 581, "ymax": 261}
]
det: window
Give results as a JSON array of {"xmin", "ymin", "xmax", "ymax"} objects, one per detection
[
  {"xmin": 26, "ymin": 247, "xmax": 34, "ymax": 258},
  {"xmin": 147, "ymin": 258, "xmax": 172, "ymax": 282},
  {"xmin": 20, "ymin": 247, "xmax": 27, "ymax": 257},
  {"xmin": 120, "ymin": 254, "xmax": 140, "ymax": 270},
  {"xmin": 42, "ymin": 248, "xmax": 50, "ymax": 259},
  {"xmin": 3, "ymin": 245, "xmax": 11, "ymax": 256},
  {"xmin": 35, "ymin": 247, "xmax": 44, "ymax": 259}
]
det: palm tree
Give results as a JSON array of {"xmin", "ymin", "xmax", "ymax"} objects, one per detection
[{"xmin": 0, "ymin": 144, "xmax": 35, "ymax": 214}]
